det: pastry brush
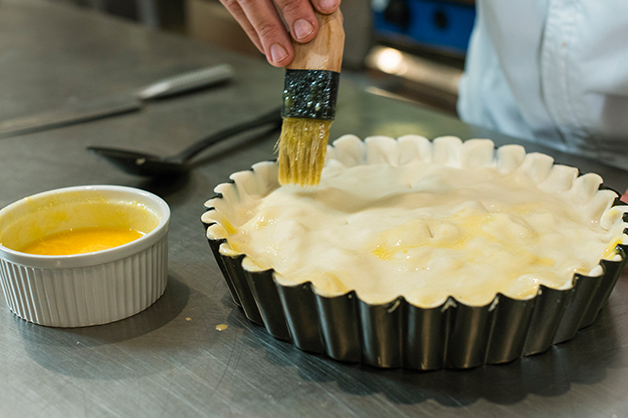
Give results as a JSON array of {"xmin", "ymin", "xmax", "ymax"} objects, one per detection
[{"xmin": 277, "ymin": 9, "xmax": 345, "ymax": 186}]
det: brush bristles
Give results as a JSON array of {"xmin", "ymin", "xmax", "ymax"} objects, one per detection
[{"xmin": 277, "ymin": 118, "xmax": 331, "ymax": 186}]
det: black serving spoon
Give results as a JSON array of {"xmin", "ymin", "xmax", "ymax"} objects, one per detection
[{"xmin": 87, "ymin": 107, "xmax": 282, "ymax": 177}]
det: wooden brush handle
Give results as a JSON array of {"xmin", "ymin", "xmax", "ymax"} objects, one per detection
[{"xmin": 287, "ymin": 10, "xmax": 345, "ymax": 72}]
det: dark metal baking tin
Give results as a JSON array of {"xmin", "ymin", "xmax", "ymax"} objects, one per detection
[{"xmin": 202, "ymin": 195, "xmax": 628, "ymax": 370}]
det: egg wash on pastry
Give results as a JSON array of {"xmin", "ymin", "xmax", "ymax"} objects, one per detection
[{"xmin": 205, "ymin": 136, "xmax": 627, "ymax": 308}]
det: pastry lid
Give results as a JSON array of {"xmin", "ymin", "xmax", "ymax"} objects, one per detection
[{"xmin": 201, "ymin": 135, "xmax": 628, "ymax": 369}]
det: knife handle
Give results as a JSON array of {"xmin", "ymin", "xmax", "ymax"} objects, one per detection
[{"xmin": 137, "ymin": 64, "xmax": 235, "ymax": 100}]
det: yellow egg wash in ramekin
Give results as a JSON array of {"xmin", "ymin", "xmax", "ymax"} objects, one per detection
[{"xmin": 19, "ymin": 227, "xmax": 145, "ymax": 255}]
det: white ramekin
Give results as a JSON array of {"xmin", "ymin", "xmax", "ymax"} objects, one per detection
[{"xmin": 0, "ymin": 185, "xmax": 170, "ymax": 327}]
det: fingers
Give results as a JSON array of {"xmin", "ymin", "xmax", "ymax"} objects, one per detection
[
  {"xmin": 274, "ymin": 0, "xmax": 318, "ymax": 44},
  {"xmin": 273, "ymin": 0, "xmax": 342, "ymax": 44},
  {"xmin": 311, "ymin": 0, "xmax": 340, "ymax": 14},
  {"xmin": 220, "ymin": 0, "xmax": 342, "ymax": 67},
  {"xmin": 222, "ymin": 0, "xmax": 293, "ymax": 67}
]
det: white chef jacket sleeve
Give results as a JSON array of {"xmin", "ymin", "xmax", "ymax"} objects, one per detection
[{"xmin": 458, "ymin": 0, "xmax": 628, "ymax": 167}]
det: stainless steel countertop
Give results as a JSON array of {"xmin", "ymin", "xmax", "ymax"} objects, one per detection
[{"xmin": 1, "ymin": 1, "xmax": 628, "ymax": 417}]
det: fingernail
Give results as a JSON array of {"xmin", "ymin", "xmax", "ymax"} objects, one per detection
[
  {"xmin": 318, "ymin": 0, "xmax": 338, "ymax": 12},
  {"xmin": 270, "ymin": 44, "xmax": 288, "ymax": 64},
  {"xmin": 294, "ymin": 19, "xmax": 314, "ymax": 40}
]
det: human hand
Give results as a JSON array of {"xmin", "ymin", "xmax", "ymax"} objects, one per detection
[{"xmin": 219, "ymin": 0, "xmax": 341, "ymax": 67}]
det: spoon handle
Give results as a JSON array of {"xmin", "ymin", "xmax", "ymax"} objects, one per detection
[{"xmin": 173, "ymin": 107, "xmax": 282, "ymax": 163}]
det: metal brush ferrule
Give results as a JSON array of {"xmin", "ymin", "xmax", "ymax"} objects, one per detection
[{"xmin": 281, "ymin": 69, "xmax": 339, "ymax": 120}]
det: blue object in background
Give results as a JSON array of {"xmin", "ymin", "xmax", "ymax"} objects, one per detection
[{"xmin": 373, "ymin": 0, "xmax": 476, "ymax": 55}]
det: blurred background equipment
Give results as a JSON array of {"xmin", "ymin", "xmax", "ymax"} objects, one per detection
[{"xmin": 372, "ymin": 0, "xmax": 475, "ymax": 57}]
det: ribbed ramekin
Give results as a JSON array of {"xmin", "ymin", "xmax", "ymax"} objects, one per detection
[{"xmin": 0, "ymin": 185, "xmax": 170, "ymax": 327}]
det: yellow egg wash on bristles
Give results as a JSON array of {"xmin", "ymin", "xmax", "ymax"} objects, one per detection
[{"xmin": 277, "ymin": 118, "xmax": 331, "ymax": 186}]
